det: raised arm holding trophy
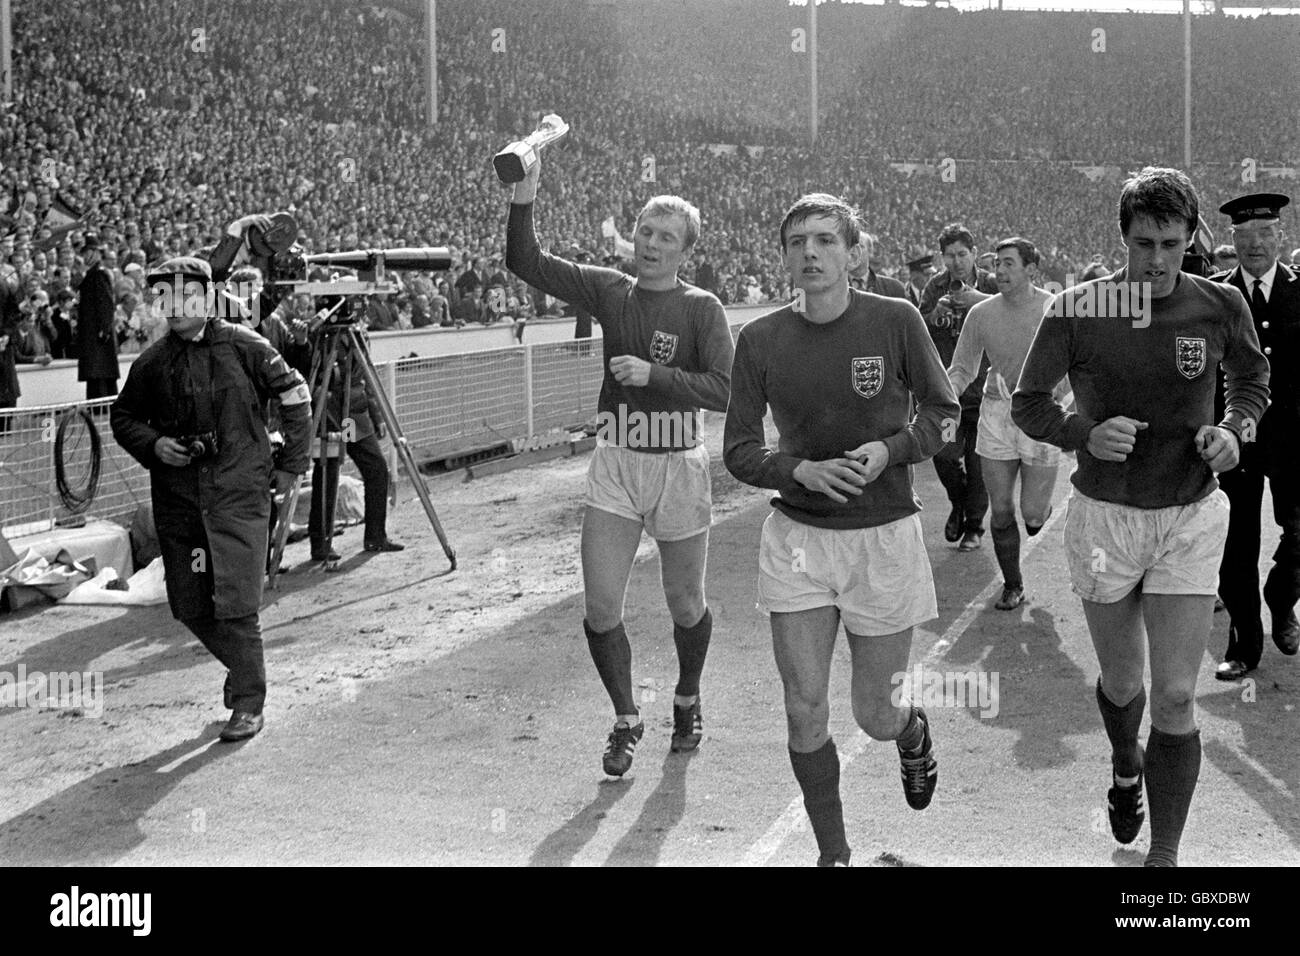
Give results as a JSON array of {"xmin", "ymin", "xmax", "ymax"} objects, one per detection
[{"xmin": 499, "ymin": 112, "xmax": 734, "ymax": 779}]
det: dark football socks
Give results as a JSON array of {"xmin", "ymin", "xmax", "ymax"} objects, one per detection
[
  {"xmin": 1144, "ymin": 726, "xmax": 1201, "ymax": 868},
  {"xmin": 672, "ymin": 607, "xmax": 712, "ymax": 698},
  {"xmin": 789, "ymin": 739, "xmax": 849, "ymax": 864},
  {"xmin": 584, "ymin": 620, "xmax": 637, "ymax": 718},
  {"xmin": 1096, "ymin": 678, "xmax": 1145, "ymax": 779},
  {"xmin": 895, "ymin": 705, "xmax": 925, "ymax": 754},
  {"xmin": 990, "ymin": 517, "xmax": 1022, "ymax": 590},
  {"xmin": 1026, "ymin": 504, "xmax": 1052, "ymax": 537}
]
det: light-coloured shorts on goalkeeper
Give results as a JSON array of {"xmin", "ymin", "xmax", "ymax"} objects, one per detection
[{"xmin": 976, "ymin": 395, "xmax": 1062, "ymax": 467}]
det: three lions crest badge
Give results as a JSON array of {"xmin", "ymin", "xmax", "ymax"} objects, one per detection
[
  {"xmin": 852, "ymin": 357, "xmax": 884, "ymax": 398},
  {"xmin": 1176, "ymin": 336, "xmax": 1206, "ymax": 380},
  {"xmin": 650, "ymin": 330, "xmax": 679, "ymax": 365}
]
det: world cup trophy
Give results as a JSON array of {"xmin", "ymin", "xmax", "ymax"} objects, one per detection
[{"xmin": 493, "ymin": 113, "xmax": 570, "ymax": 184}]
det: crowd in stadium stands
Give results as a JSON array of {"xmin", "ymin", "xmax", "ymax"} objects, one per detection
[{"xmin": 1, "ymin": 0, "xmax": 1298, "ymax": 372}]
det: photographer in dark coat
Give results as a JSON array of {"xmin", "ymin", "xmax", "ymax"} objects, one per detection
[
  {"xmin": 76, "ymin": 234, "xmax": 120, "ymax": 399},
  {"xmin": 918, "ymin": 224, "xmax": 997, "ymax": 551},
  {"xmin": 111, "ymin": 257, "xmax": 312, "ymax": 742}
]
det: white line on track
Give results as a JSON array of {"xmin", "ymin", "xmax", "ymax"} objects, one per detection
[
  {"xmin": 1229, "ymin": 749, "xmax": 1294, "ymax": 798},
  {"xmin": 740, "ymin": 490, "xmax": 1073, "ymax": 866},
  {"xmin": 157, "ymin": 741, "xmax": 222, "ymax": 774}
]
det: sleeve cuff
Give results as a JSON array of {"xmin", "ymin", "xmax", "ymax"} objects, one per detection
[
  {"xmin": 138, "ymin": 429, "xmax": 164, "ymax": 469},
  {"xmin": 1217, "ymin": 416, "xmax": 1246, "ymax": 443},
  {"xmin": 882, "ymin": 433, "xmax": 913, "ymax": 466},
  {"xmin": 773, "ymin": 455, "xmax": 802, "ymax": 489},
  {"xmin": 646, "ymin": 364, "xmax": 672, "ymax": 390},
  {"xmin": 1064, "ymin": 416, "xmax": 1099, "ymax": 452}
]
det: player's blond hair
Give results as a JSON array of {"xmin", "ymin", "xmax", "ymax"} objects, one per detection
[{"xmin": 636, "ymin": 196, "xmax": 701, "ymax": 250}]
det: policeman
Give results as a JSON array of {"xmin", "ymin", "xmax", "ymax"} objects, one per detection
[
  {"xmin": 111, "ymin": 257, "xmax": 312, "ymax": 740},
  {"xmin": 1212, "ymin": 193, "xmax": 1300, "ymax": 680},
  {"xmin": 76, "ymin": 234, "xmax": 120, "ymax": 399},
  {"xmin": 904, "ymin": 253, "xmax": 936, "ymax": 309}
]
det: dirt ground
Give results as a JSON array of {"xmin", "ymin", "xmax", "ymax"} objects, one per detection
[
  {"xmin": 0, "ymin": 411, "xmax": 752, "ymax": 820},
  {"xmin": 3, "ymin": 408, "xmax": 1297, "ymax": 868}
]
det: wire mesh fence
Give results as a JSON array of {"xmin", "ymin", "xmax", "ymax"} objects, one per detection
[
  {"xmin": 0, "ymin": 399, "xmax": 152, "ymax": 533},
  {"xmin": 1, "ymin": 323, "xmax": 749, "ymax": 534}
]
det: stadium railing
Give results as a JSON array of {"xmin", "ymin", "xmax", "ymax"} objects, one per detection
[{"xmin": 0, "ymin": 321, "xmax": 750, "ymax": 536}]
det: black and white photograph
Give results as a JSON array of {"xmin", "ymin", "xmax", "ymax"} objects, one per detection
[{"xmin": 0, "ymin": 0, "xmax": 1295, "ymax": 923}]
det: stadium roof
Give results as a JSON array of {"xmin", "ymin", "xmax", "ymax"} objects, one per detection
[
  {"xmin": 952, "ymin": 0, "xmax": 1300, "ymax": 10},
  {"xmin": 787, "ymin": 0, "xmax": 1300, "ymax": 12}
]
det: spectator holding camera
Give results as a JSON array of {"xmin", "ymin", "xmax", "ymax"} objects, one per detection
[{"xmin": 919, "ymin": 223, "xmax": 998, "ymax": 552}]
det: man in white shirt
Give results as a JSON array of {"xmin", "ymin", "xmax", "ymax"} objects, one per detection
[{"xmin": 948, "ymin": 237, "xmax": 1066, "ymax": 609}]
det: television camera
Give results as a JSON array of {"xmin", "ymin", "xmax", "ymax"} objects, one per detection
[
  {"xmin": 267, "ymin": 246, "xmax": 454, "ymax": 329},
  {"xmin": 245, "ymin": 227, "xmax": 457, "ymax": 580}
]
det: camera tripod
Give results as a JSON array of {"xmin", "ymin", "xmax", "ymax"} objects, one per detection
[{"xmin": 267, "ymin": 310, "xmax": 456, "ymax": 586}]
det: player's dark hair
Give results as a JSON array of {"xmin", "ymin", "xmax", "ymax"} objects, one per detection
[
  {"xmin": 995, "ymin": 237, "xmax": 1039, "ymax": 267},
  {"xmin": 938, "ymin": 223, "xmax": 976, "ymax": 253},
  {"xmin": 779, "ymin": 193, "xmax": 863, "ymax": 251},
  {"xmin": 1118, "ymin": 166, "xmax": 1199, "ymax": 239}
]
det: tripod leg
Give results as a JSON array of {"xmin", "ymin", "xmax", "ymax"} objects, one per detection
[
  {"xmin": 348, "ymin": 328, "xmax": 456, "ymax": 569},
  {"xmin": 268, "ymin": 331, "xmax": 333, "ymax": 584},
  {"xmin": 319, "ymin": 343, "xmax": 354, "ymax": 565},
  {"xmin": 393, "ymin": 436, "xmax": 457, "ymax": 570},
  {"xmin": 313, "ymin": 332, "xmax": 342, "ymax": 569},
  {"xmin": 266, "ymin": 474, "xmax": 303, "ymax": 589}
]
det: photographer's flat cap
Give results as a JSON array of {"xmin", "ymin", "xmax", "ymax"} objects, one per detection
[
  {"xmin": 1219, "ymin": 193, "xmax": 1290, "ymax": 225},
  {"xmin": 907, "ymin": 254, "xmax": 936, "ymax": 272},
  {"xmin": 147, "ymin": 256, "xmax": 213, "ymax": 287},
  {"xmin": 80, "ymin": 233, "xmax": 101, "ymax": 251}
]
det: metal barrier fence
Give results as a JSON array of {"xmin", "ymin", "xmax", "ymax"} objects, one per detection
[
  {"xmin": 0, "ymin": 329, "xmax": 734, "ymax": 535},
  {"xmin": 0, "ymin": 399, "xmax": 150, "ymax": 535},
  {"xmin": 389, "ymin": 339, "xmax": 603, "ymax": 458}
]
